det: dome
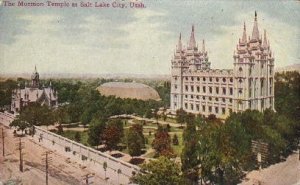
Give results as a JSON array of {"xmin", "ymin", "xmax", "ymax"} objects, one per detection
[{"xmin": 97, "ymin": 82, "xmax": 161, "ymax": 101}]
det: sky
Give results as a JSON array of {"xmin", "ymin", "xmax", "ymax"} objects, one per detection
[{"xmin": 0, "ymin": 0, "xmax": 299, "ymax": 76}]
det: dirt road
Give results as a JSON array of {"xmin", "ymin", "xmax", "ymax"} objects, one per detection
[
  {"xmin": 0, "ymin": 125, "xmax": 108, "ymax": 185},
  {"xmin": 241, "ymin": 152, "xmax": 300, "ymax": 185}
]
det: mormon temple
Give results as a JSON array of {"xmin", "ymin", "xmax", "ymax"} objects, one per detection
[{"xmin": 170, "ymin": 12, "xmax": 275, "ymax": 119}]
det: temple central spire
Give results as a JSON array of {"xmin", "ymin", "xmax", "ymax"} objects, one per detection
[
  {"xmin": 251, "ymin": 11, "xmax": 259, "ymax": 40},
  {"xmin": 189, "ymin": 25, "xmax": 196, "ymax": 49}
]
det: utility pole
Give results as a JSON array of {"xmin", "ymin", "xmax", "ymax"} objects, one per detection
[
  {"xmin": 82, "ymin": 173, "xmax": 94, "ymax": 185},
  {"xmin": 1, "ymin": 127, "xmax": 5, "ymax": 157},
  {"xmin": 15, "ymin": 137, "xmax": 25, "ymax": 172},
  {"xmin": 42, "ymin": 151, "xmax": 53, "ymax": 185}
]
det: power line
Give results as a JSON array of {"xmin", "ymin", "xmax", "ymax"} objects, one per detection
[
  {"xmin": 42, "ymin": 150, "xmax": 53, "ymax": 185},
  {"xmin": 15, "ymin": 137, "xmax": 25, "ymax": 172},
  {"xmin": 1, "ymin": 127, "xmax": 5, "ymax": 157}
]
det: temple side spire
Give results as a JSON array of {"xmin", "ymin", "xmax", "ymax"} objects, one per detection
[
  {"xmin": 263, "ymin": 29, "xmax": 268, "ymax": 48},
  {"xmin": 242, "ymin": 22, "xmax": 247, "ymax": 43},
  {"xmin": 251, "ymin": 11, "xmax": 259, "ymax": 40},
  {"xmin": 177, "ymin": 33, "xmax": 182, "ymax": 51},
  {"xmin": 202, "ymin": 39, "xmax": 205, "ymax": 53},
  {"xmin": 189, "ymin": 25, "xmax": 196, "ymax": 49}
]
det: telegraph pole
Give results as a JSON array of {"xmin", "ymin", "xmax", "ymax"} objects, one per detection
[
  {"xmin": 1, "ymin": 127, "xmax": 5, "ymax": 157},
  {"xmin": 82, "ymin": 173, "xmax": 94, "ymax": 185},
  {"xmin": 42, "ymin": 151, "xmax": 53, "ymax": 185},
  {"xmin": 15, "ymin": 137, "xmax": 25, "ymax": 172}
]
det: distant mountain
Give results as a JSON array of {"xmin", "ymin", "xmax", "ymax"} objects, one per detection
[{"xmin": 275, "ymin": 64, "xmax": 300, "ymax": 73}]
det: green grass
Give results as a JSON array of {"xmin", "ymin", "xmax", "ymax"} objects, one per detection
[
  {"xmin": 59, "ymin": 130, "xmax": 89, "ymax": 146},
  {"xmin": 170, "ymin": 132, "xmax": 183, "ymax": 156},
  {"xmin": 56, "ymin": 118, "xmax": 185, "ymax": 158},
  {"xmin": 121, "ymin": 118, "xmax": 185, "ymax": 157}
]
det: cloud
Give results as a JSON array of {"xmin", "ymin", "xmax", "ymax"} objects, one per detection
[{"xmin": 0, "ymin": 1, "xmax": 299, "ymax": 76}]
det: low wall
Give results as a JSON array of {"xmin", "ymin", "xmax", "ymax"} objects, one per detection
[
  {"xmin": 33, "ymin": 127, "xmax": 140, "ymax": 184},
  {"xmin": 0, "ymin": 112, "xmax": 15, "ymax": 127},
  {"xmin": 0, "ymin": 112, "xmax": 140, "ymax": 185}
]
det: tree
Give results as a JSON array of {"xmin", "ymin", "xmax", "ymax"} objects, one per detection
[
  {"xmin": 131, "ymin": 156, "xmax": 184, "ymax": 185},
  {"xmin": 162, "ymin": 112, "xmax": 167, "ymax": 121},
  {"xmin": 181, "ymin": 114, "xmax": 199, "ymax": 184},
  {"xmin": 53, "ymin": 106, "xmax": 68, "ymax": 124},
  {"xmin": 102, "ymin": 119, "xmax": 124, "ymax": 150},
  {"xmin": 127, "ymin": 124, "xmax": 145, "ymax": 157},
  {"xmin": 19, "ymin": 103, "xmax": 54, "ymax": 127},
  {"xmin": 87, "ymin": 118, "xmax": 106, "ymax": 147},
  {"xmin": 172, "ymin": 134, "xmax": 179, "ymax": 145},
  {"xmin": 10, "ymin": 117, "xmax": 30, "ymax": 135},
  {"xmin": 176, "ymin": 108, "xmax": 186, "ymax": 126},
  {"xmin": 144, "ymin": 109, "xmax": 153, "ymax": 119},
  {"xmin": 57, "ymin": 124, "xmax": 64, "ymax": 135},
  {"xmin": 152, "ymin": 125, "xmax": 174, "ymax": 157},
  {"xmin": 74, "ymin": 132, "xmax": 81, "ymax": 142}
]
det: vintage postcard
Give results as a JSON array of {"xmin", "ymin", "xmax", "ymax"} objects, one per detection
[{"xmin": 0, "ymin": 0, "xmax": 299, "ymax": 185}]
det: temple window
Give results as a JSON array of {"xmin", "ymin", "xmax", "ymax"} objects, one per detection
[
  {"xmin": 223, "ymin": 87, "xmax": 226, "ymax": 95},
  {"xmin": 215, "ymin": 107, "xmax": 219, "ymax": 114}
]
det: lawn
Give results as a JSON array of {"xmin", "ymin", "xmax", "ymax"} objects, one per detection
[
  {"xmin": 123, "ymin": 118, "xmax": 184, "ymax": 158},
  {"xmin": 59, "ymin": 130, "xmax": 89, "ymax": 146},
  {"xmin": 52, "ymin": 119, "xmax": 184, "ymax": 159}
]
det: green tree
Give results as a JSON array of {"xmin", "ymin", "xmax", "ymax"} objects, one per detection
[
  {"xmin": 74, "ymin": 132, "xmax": 81, "ymax": 142},
  {"xmin": 87, "ymin": 118, "xmax": 106, "ymax": 147},
  {"xmin": 57, "ymin": 124, "xmax": 64, "ymax": 135},
  {"xmin": 181, "ymin": 114, "xmax": 199, "ymax": 184},
  {"xmin": 172, "ymin": 134, "xmax": 179, "ymax": 146},
  {"xmin": 127, "ymin": 124, "xmax": 145, "ymax": 157},
  {"xmin": 176, "ymin": 108, "xmax": 186, "ymax": 126},
  {"xmin": 131, "ymin": 156, "xmax": 184, "ymax": 185},
  {"xmin": 19, "ymin": 103, "xmax": 54, "ymax": 127},
  {"xmin": 10, "ymin": 117, "xmax": 31, "ymax": 135}
]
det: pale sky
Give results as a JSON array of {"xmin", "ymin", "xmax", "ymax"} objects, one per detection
[{"xmin": 0, "ymin": 0, "xmax": 299, "ymax": 75}]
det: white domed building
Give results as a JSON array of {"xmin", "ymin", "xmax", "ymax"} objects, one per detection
[{"xmin": 97, "ymin": 82, "xmax": 161, "ymax": 101}]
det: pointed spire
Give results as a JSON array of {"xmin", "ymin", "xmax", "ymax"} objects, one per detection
[
  {"xmin": 177, "ymin": 33, "xmax": 182, "ymax": 51},
  {"xmin": 242, "ymin": 22, "xmax": 247, "ymax": 43},
  {"xmin": 34, "ymin": 65, "xmax": 37, "ymax": 73},
  {"xmin": 202, "ymin": 39, "xmax": 205, "ymax": 53},
  {"xmin": 262, "ymin": 29, "xmax": 268, "ymax": 48},
  {"xmin": 189, "ymin": 25, "xmax": 196, "ymax": 49},
  {"xmin": 252, "ymin": 11, "xmax": 259, "ymax": 40}
]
